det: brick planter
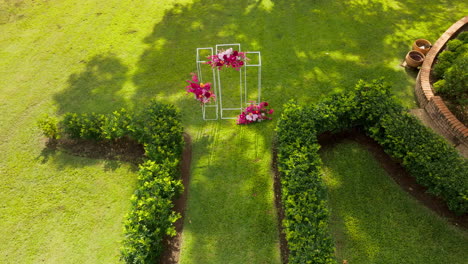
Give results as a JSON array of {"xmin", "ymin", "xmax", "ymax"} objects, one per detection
[{"xmin": 415, "ymin": 16, "xmax": 468, "ymax": 149}]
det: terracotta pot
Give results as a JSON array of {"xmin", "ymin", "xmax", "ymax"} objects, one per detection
[
  {"xmin": 405, "ymin": 50, "xmax": 425, "ymax": 68},
  {"xmin": 412, "ymin": 39, "xmax": 432, "ymax": 55}
]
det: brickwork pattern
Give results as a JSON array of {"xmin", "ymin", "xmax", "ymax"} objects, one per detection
[{"xmin": 415, "ymin": 16, "xmax": 468, "ymax": 148}]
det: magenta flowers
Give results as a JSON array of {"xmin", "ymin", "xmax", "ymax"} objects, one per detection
[
  {"xmin": 206, "ymin": 48, "xmax": 248, "ymax": 70},
  {"xmin": 237, "ymin": 102, "xmax": 274, "ymax": 125},
  {"xmin": 185, "ymin": 73, "xmax": 216, "ymax": 104}
]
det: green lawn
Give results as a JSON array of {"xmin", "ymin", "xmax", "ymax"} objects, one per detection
[
  {"xmin": 321, "ymin": 141, "xmax": 468, "ymax": 264},
  {"xmin": 1, "ymin": 0, "xmax": 467, "ymax": 263}
]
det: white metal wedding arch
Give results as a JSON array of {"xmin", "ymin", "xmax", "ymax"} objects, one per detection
[{"xmin": 195, "ymin": 43, "xmax": 262, "ymax": 120}]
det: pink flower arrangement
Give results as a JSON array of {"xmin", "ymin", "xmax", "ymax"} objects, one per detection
[
  {"xmin": 237, "ymin": 102, "xmax": 274, "ymax": 125},
  {"xmin": 185, "ymin": 73, "xmax": 216, "ymax": 104},
  {"xmin": 206, "ymin": 48, "xmax": 247, "ymax": 70}
]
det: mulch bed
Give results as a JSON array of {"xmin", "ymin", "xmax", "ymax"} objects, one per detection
[
  {"xmin": 44, "ymin": 134, "xmax": 193, "ymax": 263},
  {"xmin": 45, "ymin": 136, "xmax": 145, "ymax": 165}
]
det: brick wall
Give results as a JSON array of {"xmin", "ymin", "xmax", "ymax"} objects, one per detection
[{"xmin": 414, "ymin": 16, "xmax": 468, "ymax": 148}]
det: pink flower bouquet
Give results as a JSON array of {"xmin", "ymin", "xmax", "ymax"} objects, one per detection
[
  {"xmin": 185, "ymin": 73, "xmax": 216, "ymax": 104},
  {"xmin": 237, "ymin": 102, "xmax": 274, "ymax": 125},
  {"xmin": 206, "ymin": 48, "xmax": 247, "ymax": 70}
]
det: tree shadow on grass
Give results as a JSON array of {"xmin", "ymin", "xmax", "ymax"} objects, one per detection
[
  {"xmin": 48, "ymin": 54, "xmax": 134, "ymax": 170},
  {"xmin": 125, "ymin": 0, "xmax": 468, "ymax": 262},
  {"xmin": 130, "ymin": 0, "xmax": 466, "ymax": 114},
  {"xmin": 54, "ymin": 54, "xmax": 129, "ymax": 114},
  {"xmin": 181, "ymin": 123, "xmax": 280, "ymax": 263}
]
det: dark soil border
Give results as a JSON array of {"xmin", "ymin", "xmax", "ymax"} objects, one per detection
[
  {"xmin": 317, "ymin": 128, "xmax": 468, "ymax": 229},
  {"xmin": 271, "ymin": 140, "xmax": 289, "ymax": 264},
  {"xmin": 159, "ymin": 133, "xmax": 192, "ymax": 264},
  {"xmin": 272, "ymin": 128, "xmax": 467, "ymax": 263},
  {"xmin": 44, "ymin": 134, "xmax": 192, "ymax": 263},
  {"xmin": 44, "ymin": 136, "xmax": 145, "ymax": 165}
]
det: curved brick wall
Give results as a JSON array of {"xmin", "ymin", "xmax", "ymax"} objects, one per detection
[{"xmin": 415, "ymin": 16, "xmax": 468, "ymax": 149}]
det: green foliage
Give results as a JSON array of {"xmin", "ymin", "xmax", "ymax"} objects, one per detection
[
  {"xmin": 102, "ymin": 108, "xmax": 133, "ymax": 140},
  {"xmin": 433, "ymin": 50, "xmax": 456, "ymax": 78},
  {"xmin": 457, "ymin": 31, "xmax": 468, "ymax": 42},
  {"xmin": 276, "ymin": 79, "xmax": 468, "ymax": 263},
  {"xmin": 276, "ymin": 102, "xmax": 336, "ymax": 264},
  {"xmin": 42, "ymin": 101, "xmax": 184, "ymax": 263},
  {"xmin": 37, "ymin": 114, "xmax": 60, "ymax": 139},
  {"xmin": 120, "ymin": 161, "xmax": 182, "ymax": 264},
  {"xmin": 434, "ymin": 54, "xmax": 468, "ymax": 105},
  {"xmin": 119, "ymin": 102, "xmax": 184, "ymax": 264},
  {"xmin": 367, "ymin": 111, "xmax": 468, "ymax": 214},
  {"xmin": 130, "ymin": 100, "xmax": 184, "ymax": 163},
  {"xmin": 61, "ymin": 112, "xmax": 107, "ymax": 140},
  {"xmin": 433, "ymin": 32, "xmax": 468, "ymax": 106}
]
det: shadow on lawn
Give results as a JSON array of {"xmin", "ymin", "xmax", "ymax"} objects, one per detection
[
  {"xmin": 54, "ymin": 54, "xmax": 129, "ymax": 114},
  {"xmin": 179, "ymin": 122, "xmax": 280, "ymax": 263},
  {"xmin": 46, "ymin": 0, "xmax": 467, "ymax": 260},
  {"xmin": 48, "ymin": 55, "xmax": 132, "ymax": 170}
]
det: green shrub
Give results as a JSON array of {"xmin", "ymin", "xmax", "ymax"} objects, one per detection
[
  {"xmin": 60, "ymin": 113, "xmax": 81, "ymax": 139},
  {"xmin": 457, "ymin": 31, "xmax": 468, "ymax": 41},
  {"xmin": 433, "ymin": 31, "xmax": 468, "ymax": 107},
  {"xmin": 367, "ymin": 111, "xmax": 468, "ymax": 214},
  {"xmin": 102, "ymin": 108, "xmax": 133, "ymax": 140},
  {"xmin": 61, "ymin": 112, "xmax": 107, "ymax": 140},
  {"xmin": 276, "ymin": 79, "xmax": 468, "ymax": 263},
  {"xmin": 434, "ymin": 54, "xmax": 468, "ymax": 105},
  {"xmin": 120, "ymin": 102, "xmax": 184, "ymax": 263},
  {"xmin": 276, "ymin": 102, "xmax": 336, "ymax": 264},
  {"xmin": 40, "ymin": 100, "xmax": 185, "ymax": 264},
  {"xmin": 120, "ymin": 160, "xmax": 183, "ymax": 264},
  {"xmin": 37, "ymin": 114, "xmax": 60, "ymax": 139}
]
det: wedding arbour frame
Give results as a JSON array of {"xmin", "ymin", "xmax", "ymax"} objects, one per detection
[{"xmin": 195, "ymin": 43, "xmax": 262, "ymax": 120}]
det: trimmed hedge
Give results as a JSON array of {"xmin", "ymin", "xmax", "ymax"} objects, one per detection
[
  {"xmin": 433, "ymin": 31, "xmax": 468, "ymax": 106},
  {"xmin": 38, "ymin": 100, "xmax": 184, "ymax": 264},
  {"xmin": 276, "ymin": 103, "xmax": 336, "ymax": 264},
  {"xmin": 276, "ymin": 79, "xmax": 468, "ymax": 263}
]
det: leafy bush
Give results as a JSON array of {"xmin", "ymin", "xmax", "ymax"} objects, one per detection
[
  {"xmin": 37, "ymin": 114, "xmax": 60, "ymax": 139},
  {"xmin": 38, "ymin": 101, "xmax": 184, "ymax": 264},
  {"xmin": 434, "ymin": 54, "xmax": 468, "ymax": 105},
  {"xmin": 276, "ymin": 103, "xmax": 336, "ymax": 264},
  {"xmin": 276, "ymin": 79, "xmax": 468, "ymax": 263},
  {"xmin": 120, "ymin": 101, "xmax": 184, "ymax": 263},
  {"xmin": 61, "ymin": 112, "xmax": 107, "ymax": 140},
  {"xmin": 102, "ymin": 108, "xmax": 133, "ymax": 140},
  {"xmin": 130, "ymin": 100, "xmax": 184, "ymax": 163},
  {"xmin": 367, "ymin": 111, "xmax": 468, "ymax": 214},
  {"xmin": 433, "ymin": 31, "xmax": 468, "ymax": 106}
]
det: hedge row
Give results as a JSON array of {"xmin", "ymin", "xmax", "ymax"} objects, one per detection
[
  {"xmin": 38, "ymin": 100, "xmax": 184, "ymax": 263},
  {"xmin": 354, "ymin": 80, "xmax": 467, "ymax": 214},
  {"xmin": 276, "ymin": 103, "xmax": 336, "ymax": 264},
  {"xmin": 433, "ymin": 31, "xmax": 468, "ymax": 106},
  {"xmin": 276, "ymin": 79, "xmax": 468, "ymax": 263}
]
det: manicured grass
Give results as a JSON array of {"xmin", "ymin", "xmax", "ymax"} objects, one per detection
[
  {"xmin": 321, "ymin": 141, "xmax": 468, "ymax": 264},
  {"xmin": 1, "ymin": 0, "xmax": 468, "ymax": 263},
  {"xmin": 179, "ymin": 122, "xmax": 280, "ymax": 263},
  {"xmin": 0, "ymin": 1, "xmax": 182, "ymax": 263}
]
